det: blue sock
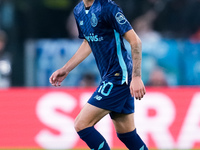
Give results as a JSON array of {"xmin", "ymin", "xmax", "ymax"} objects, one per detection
[
  {"xmin": 117, "ymin": 129, "xmax": 148, "ymax": 150},
  {"xmin": 77, "ymin": 126, "xmax": 110, "ymax": 150}
]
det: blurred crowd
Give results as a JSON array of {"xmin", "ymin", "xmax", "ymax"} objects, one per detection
[
  {"xmin": 0, "ymin": 0, "xmax": 200, "ymax": 87},
  {"xmin": 119, "ymin": 0, "xmax": 200, "ymax": 40}
]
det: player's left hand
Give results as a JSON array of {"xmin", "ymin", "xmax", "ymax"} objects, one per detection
[{"xmin": 130, "ymin": 76, "xmax": 146, "ymax": 100}]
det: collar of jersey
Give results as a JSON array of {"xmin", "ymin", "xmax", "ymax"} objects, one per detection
[{"xmin": 82, "ymin": 0, "xmax": 98, "ymax": 15}]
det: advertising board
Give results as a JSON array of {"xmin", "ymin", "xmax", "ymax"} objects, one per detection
[{"xmin": 0, "ymin": 88, "xmax": 200, "ymax": 149}]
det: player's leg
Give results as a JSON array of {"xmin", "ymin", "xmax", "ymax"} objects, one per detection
[
  {"xmin": 74, "ymin": 103, "xmax": 111, "ymax": 150},
  {"xmin": 111, "ymin": 112, "xmax": 148, "ymax": 150},
  {"xmin": 111, "ymin": 112, "xmax": 135, "ymax": 133}
]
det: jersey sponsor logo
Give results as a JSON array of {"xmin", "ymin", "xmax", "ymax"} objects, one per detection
[
  {"xmin": 91, "ymin": 13, "xmax": 98, "ymax": 27},
  {"xmin": 84, "ymin": 33, "xmax": 104, "ymax": 42},
  {"xmin": 115, "ymin": 12, "xmax": 127, "ymax": 25}
]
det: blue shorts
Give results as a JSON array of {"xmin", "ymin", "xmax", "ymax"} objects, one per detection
[{"xmin": 88, "ymin": 81, "xmax": 135, "ymax": 117}]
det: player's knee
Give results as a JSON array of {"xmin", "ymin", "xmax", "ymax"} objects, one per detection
[
  {"xmin": 74, "ymin": 117, "xmax": 82, "ymax": 132},
  {"xmin": 74, "ymin": 118, "xmax": 89, "ymax": 132}
]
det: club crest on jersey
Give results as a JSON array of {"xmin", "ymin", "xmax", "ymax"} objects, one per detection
[
  {"xmin": 91, "ymin": 13, "xmax": 98, "ymax": 27},
  {"xmin": 115, "ymin": 12, "xmax": 127, "ymax": 25}
]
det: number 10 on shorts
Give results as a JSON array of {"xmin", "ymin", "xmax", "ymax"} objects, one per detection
[{"xmin": 98, "ymin": 81, "xmax": 113, "ymax": 96}]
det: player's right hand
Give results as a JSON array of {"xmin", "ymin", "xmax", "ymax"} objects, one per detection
[
  {"xmin": 49, "ymin": 68, "xmax": 69, "ymax": 87},
  {"xmin": 130, "ymin": 76, "xmax": 146, "ymax": 100}
]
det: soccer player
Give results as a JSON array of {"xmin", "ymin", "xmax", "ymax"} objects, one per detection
[{"xmin": 49, "ymin": 0, "xmax": 148, "ymax": 149}]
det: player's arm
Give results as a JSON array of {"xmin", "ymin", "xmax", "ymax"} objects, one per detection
[
  {"xmin": 49, "ymin": 39, "xmax": 92, "ymax": 87},
  {"xmin": 123, "ymin": 29, "xmax": 146, "ymax": 100}
]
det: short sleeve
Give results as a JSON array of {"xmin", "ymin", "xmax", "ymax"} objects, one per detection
[
  {"xmin": 75, "ymin": 19, "xmax": 85, "ymax": 39},
  {"xmin": 104, "ymin": 4, "xmax": 132, "ymax": 35},
  {"xmin": 73, "ymin": 10, "xmax": 85, "ymax": 39}
]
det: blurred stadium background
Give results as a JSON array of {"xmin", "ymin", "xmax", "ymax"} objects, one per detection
[{"xmin": 0, "ymin": 0, "xmax": 200, "ymax": 149}]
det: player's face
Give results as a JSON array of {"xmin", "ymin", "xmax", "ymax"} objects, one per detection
[{"xmin": 83, "ymin": 0, "xmax": 95, "ymax": 6}]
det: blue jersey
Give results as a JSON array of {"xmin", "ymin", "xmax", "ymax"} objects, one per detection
[{"xmin": 74, "ymin": 0, "xmax": 133, "ymax": 85}]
